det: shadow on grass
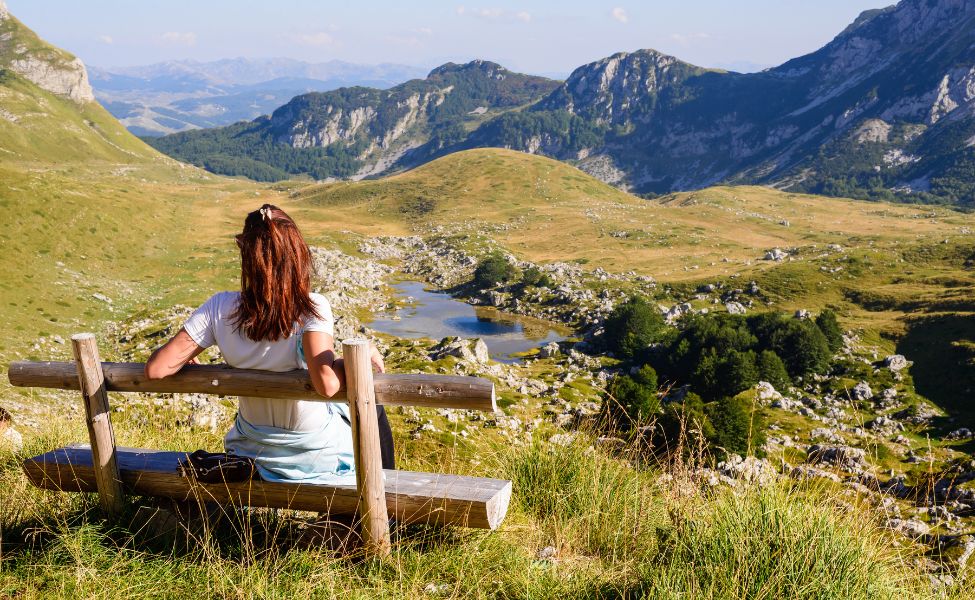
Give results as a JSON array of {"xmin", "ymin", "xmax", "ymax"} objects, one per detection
[{"xmin": 897, "ymin": 313, "xmax": 975, "ymax": 429}]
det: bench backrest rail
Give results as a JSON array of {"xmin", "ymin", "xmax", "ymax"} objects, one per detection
[{"xmin": 8, "ymin": 333, "xmax": 501, "ymax": 558}]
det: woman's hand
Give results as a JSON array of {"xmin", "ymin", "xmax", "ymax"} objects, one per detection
[{"xmin": 370, "ymin": 344, "xmax": 385, "ymax": 373}]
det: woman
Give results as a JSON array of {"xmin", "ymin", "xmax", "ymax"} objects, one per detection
[{"xmin": 144, "ymin": 203, "xmax": 394, "ymax": 483}]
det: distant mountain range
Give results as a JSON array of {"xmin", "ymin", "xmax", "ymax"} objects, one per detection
[
  {"xmin": 90, "ymin": 58, "xmax": 428, "ymax": 136},
  {"xmin": 140, "ymin": 0, "xmax": 975, "ymax": 204}
]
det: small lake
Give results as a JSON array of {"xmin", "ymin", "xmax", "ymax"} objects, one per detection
[{"xmin": 369, "ymin": 281, "xmax": 569, "ymax": 363}]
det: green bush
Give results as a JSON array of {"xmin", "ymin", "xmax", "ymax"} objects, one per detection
[
  {"xmin": 603, "ymin": 295, "xmax": 666, "ymax": 359},
  {"xmin": 603, "ymin": 364, "xmax": 659, "ymax": 428},
  {"xmin": 472, "ymin": 252, "xmax": 519, "ymax": 288},
  {"xmin": 816, "ymin": 309, "xmax": 845, "ymax": 352},
  {"xmin": 769, "ymin": 319, "xmax": 831, "ymax": 378},
  {"xmin": 652, "ymin": 392, "xmax": 715, "ymax": 455},
  {"xmin": 757, "ymin": 349, "xmax": 791, "ymax": 391},
  {"xmin": 520, "ymin": 266, "xmax": 554, "ymax": 288},
  {"xmin": 705, "ymin": 395, "xmax": 766, "ymax": 457}
]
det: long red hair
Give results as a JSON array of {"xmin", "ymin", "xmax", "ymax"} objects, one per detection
[{"xmin": 232, "ymin": 204, "xmax": 320, "ymax": 341}]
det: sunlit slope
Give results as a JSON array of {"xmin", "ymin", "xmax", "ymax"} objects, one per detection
[
  {"xmin": 0, "ymin": 10, "xmax": 160, "ymax": 164},
  {"xmin": 289, "ymin": 148, "xmax": 969, "ymax": 279}
]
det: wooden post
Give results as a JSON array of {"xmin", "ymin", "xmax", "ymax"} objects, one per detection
[
  {"xmin": 342, "ymin": 338, "xmax": 391, "ymax": 557},
  {"xmin": 71, "ymin": 333, "xmax": 124, "ymax": 517}
]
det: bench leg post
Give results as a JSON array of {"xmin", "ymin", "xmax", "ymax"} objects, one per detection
[
  {"xmin": 342, "ymin": 338, "xmax": 391, "ymax": 557},
  {"xmin": 71, "ymin": 333, "xmax": 124, "ymax": 517}
]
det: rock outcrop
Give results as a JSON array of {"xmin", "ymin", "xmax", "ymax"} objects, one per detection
[{"xmin": 0, "ymin": 1, "xmax": 95, "ymax": 103}]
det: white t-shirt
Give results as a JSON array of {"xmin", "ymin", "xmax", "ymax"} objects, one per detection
[{"xmin": 183, "ymin": 291, "xmax": 335, "ymax": 431}]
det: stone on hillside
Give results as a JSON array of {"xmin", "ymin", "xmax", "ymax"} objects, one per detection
[
  {"xmin": 885, "ymin": 517, "xmax": 931, "ymax": 538},
  {"xmin": 790, "ymin": 465, "xmax": 842, "ymax": 483},
  {"xmin": 883, "ymin": 354, "xmax": 910, "ymax": 371},
  {"xmin": 664, "ymin": 302, "xmax": 693, "ymax": 323},
  {"xmin": 794, "ymin": 309, "xmax": 811, "ymax": 320},
  {"xmin": 0, "ymin": 406, "xmax": 23, "ymax": 452},
  {"xmin": 718, "ymin": 454, "xmax": 776, "ymax": 485},
  {"xmin": 429, "ymin": 337, "xmax": 490, "ymax": 364},
  {"xmin": 947, "ymin": 428, "xmax": 974, "ymax": 441},
  {"xmin": 755, "ymin": 381, "xmax": 782, "ymax": 404},
  {"xmin": 764, "ymin": 248, "xmax": 789, "ymax": 261},
  {"xmin": 539, "ymin": 341, "xmax": 561, "ymax": 358},
  {"xmin": 725, "ymin": 301, "xmax": 746, "ymax": 315},
  {"xmin": 806, "ymin": 444, "xmax": 868, "ymax": 471},
  {"xmin": 92, "ymin": 292, "xmax": 113, "ymax": 304},
  {"xmin": 851, "ymin": 381, "xmax": 873, "ymax": 401}
]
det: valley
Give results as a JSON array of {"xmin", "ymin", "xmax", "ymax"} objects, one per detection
[{"xmin": 3, "ymin": 0, "xmax": 975, "ymax": 597}]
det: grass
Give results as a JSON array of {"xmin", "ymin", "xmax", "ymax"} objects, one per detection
[{"xmin": 0, "ymin": 425, "xmax": 950, "ymax": 599}]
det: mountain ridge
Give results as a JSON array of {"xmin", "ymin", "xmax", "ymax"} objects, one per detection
[{"xmin": 145, "ymin": 0, "xmax": 975, "ymax": 205}]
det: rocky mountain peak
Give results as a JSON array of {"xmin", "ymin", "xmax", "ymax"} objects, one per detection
[
  {"xmin": 539, "ymin": 48, "xmax": 705, "ymax": 125},
  {"xmin": 0, "ymin": 3, "xmax": 94, "ymax": 103},
  {"xmin": 428, "ymin": 59, "xmax": 508, "ymax": 80}
]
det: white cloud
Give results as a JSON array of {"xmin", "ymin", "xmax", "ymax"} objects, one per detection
[
  {"xmin": 611, "ymin": 7, "xmax": 629, "ymax": 24},
  {"xmin": 294, "ymin": 31, "xmax": 336, "ymax": 46},
  {"xmin": 670, "ymin": 32, "xmax": 712, "ymax": 45},
  {"xmin": 97, "ymin": 35, "xmax": 113, "ymax": 44},
  {"xmin": 515, "ymin": 11, "xmax": 532, "ymax": 23},
  {"xmin": 415, "ymin": 27, "xmax": 434, "ymax": 36},
  {"xmin": 160, "ymin": 31, "xmax": 197, "ymax": 46}
]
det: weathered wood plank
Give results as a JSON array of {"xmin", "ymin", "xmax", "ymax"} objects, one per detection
[
  {"xmin": 7, "ymin": 361, "xmax": 496, "ymax": 412},
  {"xmin": 22, "ymin": 446, "xmax": 512, "ymax": 530},
  {"xmin": 343, "ymin": 339, "xmax": 391, "ymax": 556},
  {"xmin": 71, "ymin": 334, "xmax": 124, "ymax": 516}
]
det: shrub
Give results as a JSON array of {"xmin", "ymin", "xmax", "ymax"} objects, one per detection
[
  {"xmin": 603, "ymin": 364, "xmax": 659, "ymax": 428},
  {"xmin": 603, "ymin": 296, "xmax": 666, "ymax": 359},
  {"xmin": 520, "ymin": 266, "xmax": 554, "ymax": 288},
  {"xmin": 757, "ymin": 349, "xmax": 791, "ymax": 391},
  {"xmin": 769, "ymin": 319, "xmax": 831, "ymax": 378},
  {"xmin": 652, "ymin": 392, "xmax": 715, "ymax": 455},
  {"xmin": 816, "ymin": 309, "xmax": 845, "ymax": 352},
  {"xmin": 705, "ymin": 395, "xmax": 766, "ymax": 457},
  {"xmin": 472, "ymin": 252, "xmax": 519, "ymax": 288}
]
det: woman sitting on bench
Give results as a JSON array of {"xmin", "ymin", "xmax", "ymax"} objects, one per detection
[{"xmin": 143, "ymin": 203, "xmax": 394, "ymax": 482}]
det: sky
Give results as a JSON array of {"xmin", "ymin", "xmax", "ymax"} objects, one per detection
[{"xmin": 6, "ymin": 0, "xmax": 894, "ymax": 75}]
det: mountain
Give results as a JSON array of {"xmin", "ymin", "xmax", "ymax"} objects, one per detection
[
  {"xmin": 468, "ymin": 0, "xmax": 975, "ymax": 203},
  {"xmin": 90, "ymin": 58, "xmax": 428, "ymax": 136},
  {"xmin": 147, "ymin": 0, "xmax": 975, "ymax": 204},
  {"xmin": 145, "ymin": 60, "xmax": 560, "ymax": 181},
  {"xmin": 0, "ymin": 1, "xmax": 160, "ymax": 162}
]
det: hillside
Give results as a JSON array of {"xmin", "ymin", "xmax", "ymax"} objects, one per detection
[
  {"xmin": 3, "ymin": 3, "xmax": 975, "ymax": 597},
  {"xmin": 146, "ymin": 60, "xmax": 559, "ymax": 181}
]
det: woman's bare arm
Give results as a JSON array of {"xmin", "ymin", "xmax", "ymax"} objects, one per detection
[
  {"xmin": 302, "ymin": 330, "xmax": 344, "ymax": 397},
  {"xmin": 144, "ymin": 328, "xmax": 205, "ymax": 380}
]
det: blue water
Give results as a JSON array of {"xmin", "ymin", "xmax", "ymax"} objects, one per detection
[{"xmin": 369, "ymin": 281, "xmax": 567, "ymax": 363}]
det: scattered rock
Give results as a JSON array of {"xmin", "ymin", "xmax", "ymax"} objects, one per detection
[
  {"xmin": 536, "ymin": 545, "xmax": 558, "ymax": 561},
  {"xmin": 851, "ymin": 382, "xmax": 873, "ymax": 401},
  {"xmin": 725, "ymin": 301, "xmax": 746, "ymax": 315},
  {"xmin": 539, "ymin": 341, "xmax": 561, "ymax": 359},
  {"xmin": 884, "ymin": 354, "xmax": 910, "ymax": 372},
  {"xmin": 429, "ymin": 337, "xmax": 490, "ymax": 364},
  {"xmin": 764, "ymin": 248, "xmax": 789, "ymax": 261},
  {"xmin": 755, "ymin": 381, "xmax": 783, "ymax": 404},
  {"xmin": 806, "ymin": 444, "xmax": 868, "ymax": 471},
  {"xmin": 0, "ymin": 406, "xmax": 23, "ymax": 451},
  {"xmin": 885, "ymin": 517, "xmax": 931, "ymax": 538}
]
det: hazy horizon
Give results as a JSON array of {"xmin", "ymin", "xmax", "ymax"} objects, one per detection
[{"xmin": 6, "ymin": 0, "xmax": 893, "ymax": 76}]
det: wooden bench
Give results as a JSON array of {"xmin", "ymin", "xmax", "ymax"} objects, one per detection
[{"xmin": 9, "ymin": 334, "xmax": 512, "ymax": 556}]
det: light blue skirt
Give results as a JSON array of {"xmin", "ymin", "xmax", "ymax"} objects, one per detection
[{"xmin": 224, "ymin": 404, "xmax": 357, "ymax": 485}]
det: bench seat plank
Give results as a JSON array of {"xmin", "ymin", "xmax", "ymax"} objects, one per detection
[{"xmin": 23, "ymin": 446, "xmax": 512, "ymax": 530}]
